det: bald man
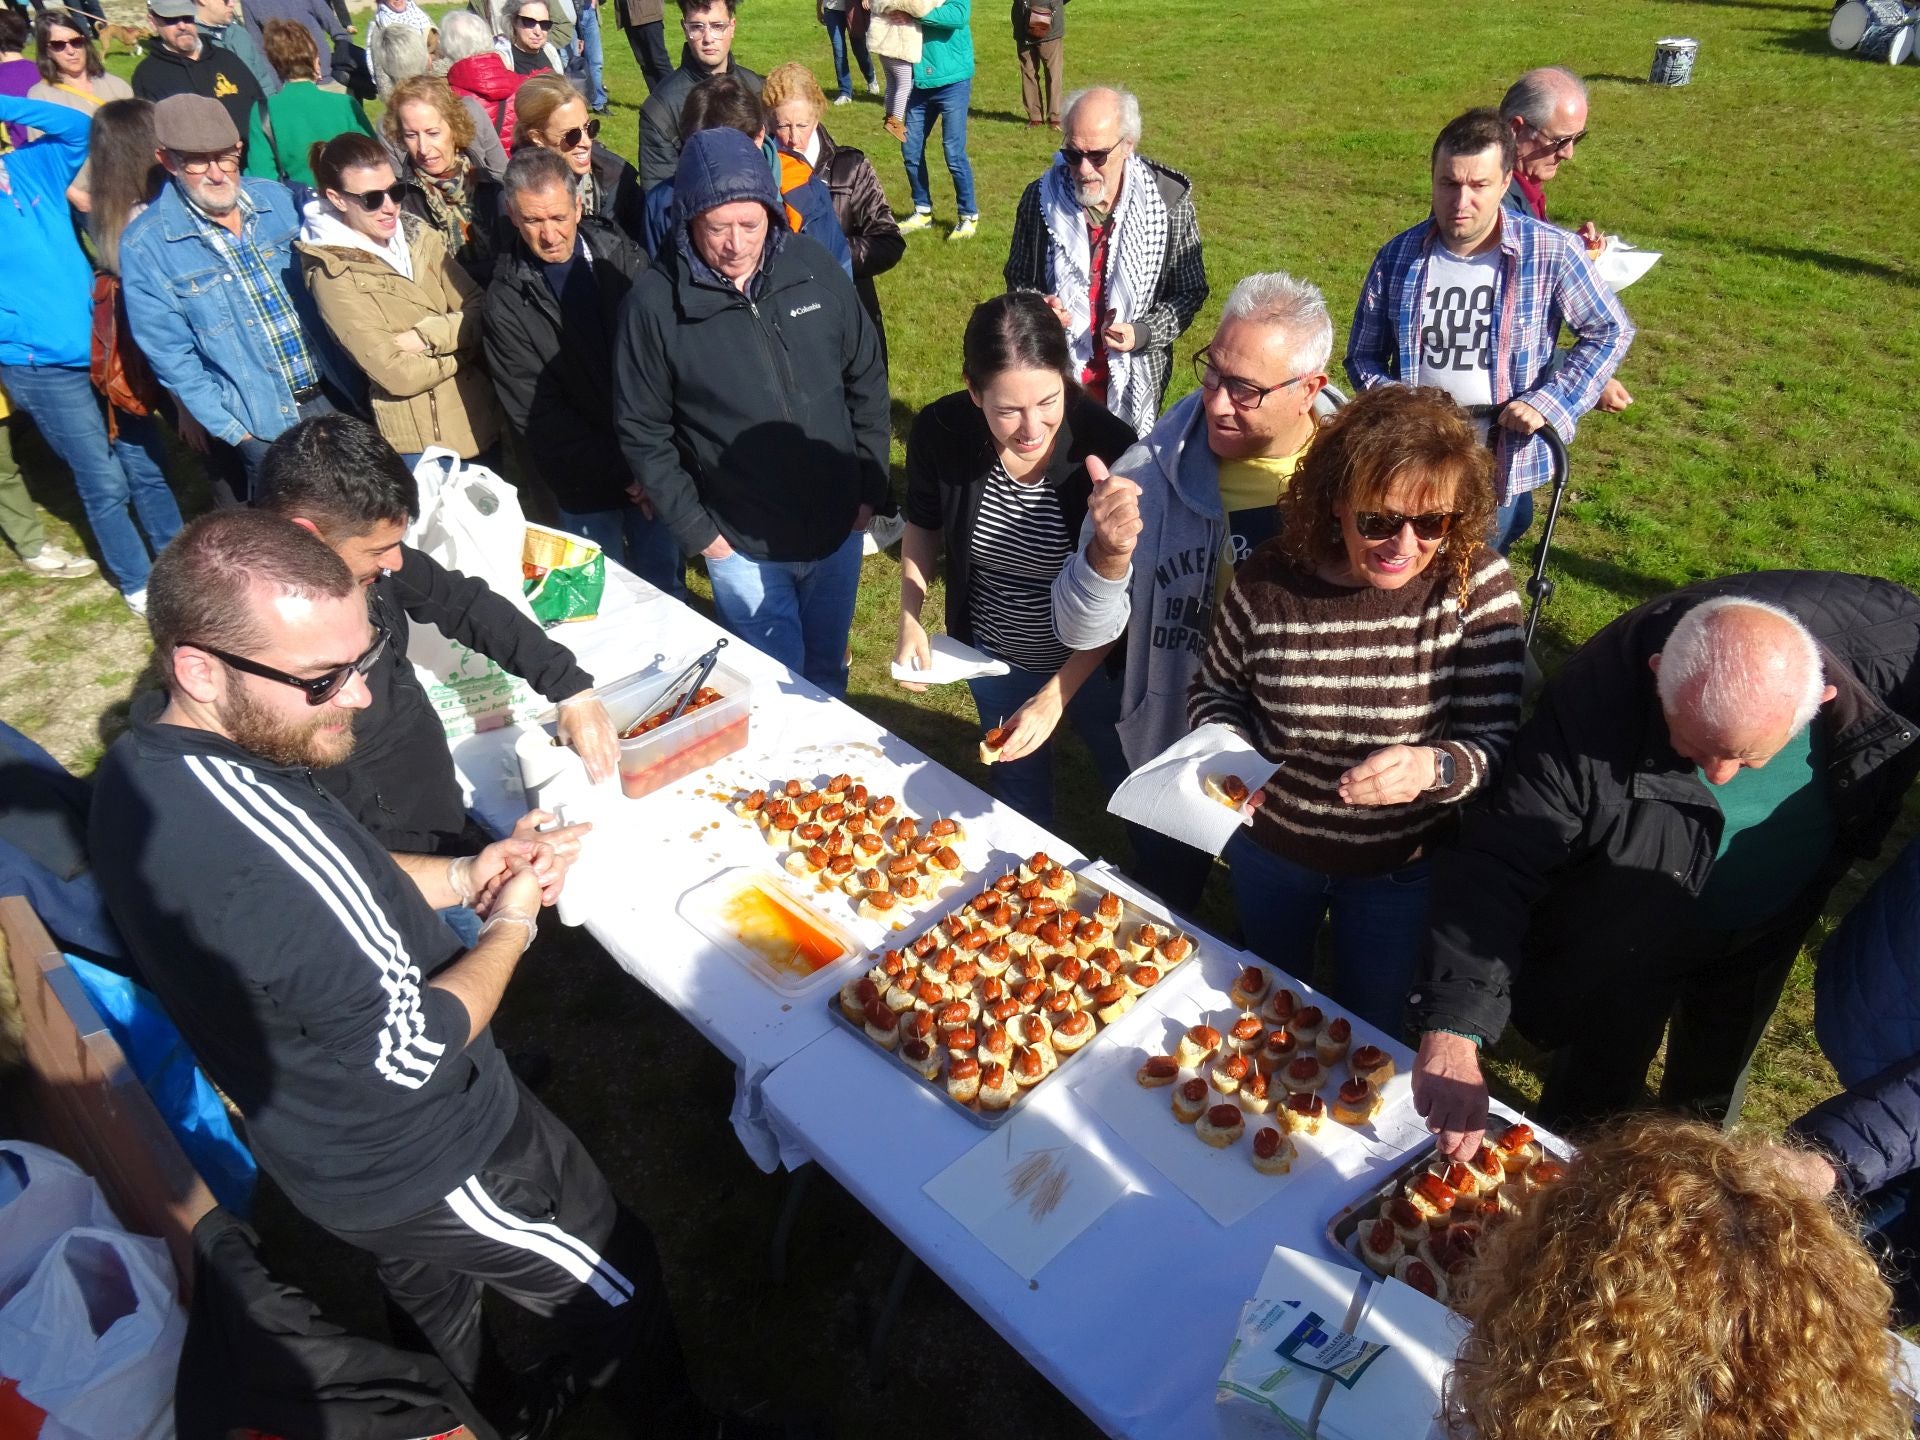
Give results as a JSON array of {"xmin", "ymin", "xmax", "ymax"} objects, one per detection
[{"xmin": 1410, "ymin": 572, "xmax": 1920, "ymax": 1157}]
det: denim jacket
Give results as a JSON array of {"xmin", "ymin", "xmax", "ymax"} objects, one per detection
[{"xmin": 120, "ymin": 178, "xmax": 351, "ymax": 446}]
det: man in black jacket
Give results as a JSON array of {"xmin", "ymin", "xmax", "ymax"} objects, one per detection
[
  {"xmin": 133, "ymin": 0, "xmax": 266, "ymax": 153},
  {"xmin": 254, "ymin": 414, "xmax": 620, "ymax": 856},
  {"xmin": 1413, "ymin": 571, "xmax": 1920, "ymax": 1159},
  {"xmin": 88, "ymin": 510, "xmax": 698, "ymax": 1436},
  {"xmin": 485, "ymin": 147, "xmax": 684, "ymax": 599},
  {"xmin": 636, "ymin": 0, "xmax": 762, "ymax": 190},
  {"xmin": 613, "ymin": 125, "xmax": 888, "ymax": 696}
]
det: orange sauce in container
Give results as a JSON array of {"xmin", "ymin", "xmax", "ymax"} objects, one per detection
[{"xmin": 717, "ymin": 883, "xmax": 848, "ymax": 976}]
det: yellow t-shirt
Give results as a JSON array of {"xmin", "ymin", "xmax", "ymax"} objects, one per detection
[{"xmin": 1216, "ymin": 447, "xmax": 1306, "ymax": 599}]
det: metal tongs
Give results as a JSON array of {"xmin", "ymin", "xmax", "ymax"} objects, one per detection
[{"xmin": 623, "ymin": 638, "xmax": 728, "ymax": 738}]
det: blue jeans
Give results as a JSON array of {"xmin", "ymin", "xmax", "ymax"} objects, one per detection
[
  {"xmin": 574, "ymin": 1, "xmax": 607, "ymax": 109},
  {"xmin": 1493, "ymin": 489, "xmax": 1535, "ymax": 555},
  {"xmin": 965, "ymin": 658, "xmax": 1129, "ymax": 834},
  {"xmin": 0, "ymin": 363, "xmax": 183, "ymax": 594},
  {"xmin": 1223, "ymin": 829, "xmax": 1431, "ymax": 1037},
  {"xmin": 556, "ymin": 503, "xmax": 686, "ymax": 600},
  {"xmin": 823, "ymin": 8, "xmax": 872, "ymax": 98},
  {"xmin": 902, "ymin": 78, "xmax": 977, "ymax": 216},
  {"xmin": 704, "ymin": 529, "xmax": 864, "ymax": 696}
]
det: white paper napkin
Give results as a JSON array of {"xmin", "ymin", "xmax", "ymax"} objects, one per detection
[
  {"xmin": 1591, "ymin": 235, "xmax": 1661, "ymax": 292},
  {"xmin": 889, "ymin": 633, "xmax": 1011, "ymax": 686},
  {"xmin": 1215, "ymin": 1244, "xmax": 1371, "ymax": 1437},
  {"xmin": 922, "ymin": 1102, "xmax": 1130, "ymax": 1281},
  {"xmin": 1105, "ymin": 723, "xmax": 1279, "ymax": 856},
  {"xmin": 1317, "ymin": 1277, "xmax": 1467, "ymax": 1440}
]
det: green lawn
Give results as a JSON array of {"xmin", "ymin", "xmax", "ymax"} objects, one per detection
[{"xmin": 5, "ymin": 0, "xmax": 1920, "ymax": 1428}]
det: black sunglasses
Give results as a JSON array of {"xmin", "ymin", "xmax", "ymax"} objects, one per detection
[
  {"xmin": 1530, "ymin": 124, "xmax": 1588, "ymax": 153},
  {"xmin": 1061, "ymin": 144, "xmax": 1118, "ymax": 170},
  {"xmin": 516, "ymin": 14, "xmax": 552, "ymax": 27},
  {"xmin": 189, "ymin": 626, "xmax": 389, "ymax": 705},
  {"xmin": 555, "ymin": 117, "xmax": 601, "ymax": 149},
  {"xmin": 1352, "ymin": 511, "xmax": 1459, "ymax": 542},
  {"xmin": 46, "ymin": 36, "xmax": 89, "ymax": 50},
  {"xmin": 341, "ymin": 182, "xmax": 407, "ymax": 211}
]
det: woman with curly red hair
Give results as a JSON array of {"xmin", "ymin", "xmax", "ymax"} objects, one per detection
[{"xmin": 1448, "ymin": 1115, "xmax": 1912, "ymax": 1440}]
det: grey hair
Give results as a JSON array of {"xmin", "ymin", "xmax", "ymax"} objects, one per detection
[
  {"xmin": 1061, "ymin": 85, "xmax": 1142, "ymax": 145},
  {"xmin": 502, "ymin": 0, "xmax": 549, "ymax": 34},
  {"xmin": 502, "ymin": 143, "xmax": 576, "ymax": 202},
  {"xmin": 1219, "ymin": 271, "xmax": 1334, "ymax": 376},
  {"xmin": 1498, "ymin": 66, "xmax": 1587, "ymax": 130},
  {"xmin": 438, "ymin": 9, "xmax": 492, "ymax": 60},
  {"xmin": 372, "ymin": 24, "xmax": 429, "ymax": 94},
  {"xmin": 1654, "ymin": 595, "xmax": 1827, "ymax": 739}
]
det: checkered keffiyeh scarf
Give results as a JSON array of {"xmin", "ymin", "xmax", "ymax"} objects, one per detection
[{"xmin": 1040, "ymin": 151, "xmax": 1169, "ymax": 435}]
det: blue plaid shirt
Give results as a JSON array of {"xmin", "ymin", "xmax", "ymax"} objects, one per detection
[
  {"xmin": 1344, "ymin": 209, "xmax": 1633, "ymax": 503},
  {"xmin": 191, "ymin": 190, "xmax": 320, "ymax": 397}
]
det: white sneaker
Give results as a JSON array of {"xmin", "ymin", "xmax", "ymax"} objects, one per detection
[
  {"xmin": 123, "ymin": 587, "xmax": 148, "ymax": 617},
  {"xmin": 21, "ymin": 544, "xmax": 98, "ymax": 579},
  {"xmin": 867, "ymin": 76, "xmax": 882, "ymax": 96},
  {"xmin": 832, "ymin": 93, "xmax": 852, "ymax": 106}
]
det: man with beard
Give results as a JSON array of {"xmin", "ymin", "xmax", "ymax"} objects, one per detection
[
  {"xmin": 254, "ymin": 413, "xmax": 619, "ymax": 861},
  {"xmin": 86, "ymin": 509, "xmax": 714, "ymax": 1436}
]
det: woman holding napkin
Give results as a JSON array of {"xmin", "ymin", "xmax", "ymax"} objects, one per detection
[
  {"xmin": 895, "ymin": 292, "xmax": 1134, "ymax": 831},
  {"xmin": 1187, "ymin": 385, "xmax": 1523, "ymax": 1031}
]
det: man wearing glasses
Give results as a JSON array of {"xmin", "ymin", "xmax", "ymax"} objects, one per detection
[
  {"xmin": 1344, "ymin": 107, "xmax": 1632, "ymax": 554},
  {"xmin": 1051, "ymin": 270, "xmax": 1335, "ymax": 912},
  {"xmin": 121, "ymin": 94, "xmax": 352, "ymax": 505},
  {"xmin": 1500, "ymin": 66, "xmax": 1634, "ymax": 417},
  {"xmin": 132, "ymin": 0, "xmax": 266, "ymax": 145},
  {"xmin": 1004, "ymin": 85, "xmax": 1208, "ymax": 437},
  {"xmin": 636, "ymin": 0, "xmax": 762, "ymax": 190},
  {"xmin": 89, "ymin": 509, "xmax": 724, "ymax": 1437}
]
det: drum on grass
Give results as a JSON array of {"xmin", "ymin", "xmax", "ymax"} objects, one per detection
[
  {"xmin": 1650, "ymin": 36, "xmax": 1699, "ymax": 85},
  {"xmin": 1829, "ymin": 0, "xmax": 1906, "ymax": 50},
  {"xmin": 1855, "ymin": 8, "xmax": 1915, "ymax": 62}
]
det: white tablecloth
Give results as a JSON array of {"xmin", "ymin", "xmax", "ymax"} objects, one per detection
[{"xmin": 453, "ymin": 565, "xmax": 1088, "ymax": 1169}]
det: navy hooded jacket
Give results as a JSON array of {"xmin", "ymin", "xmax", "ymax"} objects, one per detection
[
  {"xmin": 638, "ymin": 137, "xmax": 853, "ymax": 277},
  {"xmin": 1791, "ymin": 832, "xmax": 1920, "ymax": 1196},
  {"xmin": 612, "ymin": 127, "xmax": 890, "ymax": 562}
]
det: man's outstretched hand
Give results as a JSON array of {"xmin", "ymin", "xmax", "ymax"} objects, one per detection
[{"xmin": 1412, "ymin": 1030, "xmax": 1489, "ymax": 1160}]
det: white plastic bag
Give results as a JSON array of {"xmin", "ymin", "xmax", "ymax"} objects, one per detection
[
  {"xmin": 0, "ymin": 1141, "xmax": 120, "ymax": 1305},
  {"xmin": 0, "ymin": 1226, "xmax": 184, "ymax": 1440},
  {"xmin": 405, "ymin": 447, "xmax": 546, "ymax": 738}
]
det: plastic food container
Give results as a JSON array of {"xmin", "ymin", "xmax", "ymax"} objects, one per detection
[
  {"xmin": 598, "ymin": 660, "xmax": 752, "ymax": 800},
  {"xmin": 677, "ymin": 868, "xmax": 864, "ymax": 996}
]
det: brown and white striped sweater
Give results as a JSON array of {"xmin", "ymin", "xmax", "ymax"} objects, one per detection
[{"xmin": 1188, "ymin": 544, "xmax": 1525, "ymax": 876}]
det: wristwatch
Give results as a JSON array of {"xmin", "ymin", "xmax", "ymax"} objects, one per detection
[{"xmin": 1427, "ymin": 748, "xmax": 1455, "ymax": 791}]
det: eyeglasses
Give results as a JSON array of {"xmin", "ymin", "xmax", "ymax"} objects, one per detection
[
  {"xmin": 554, "ymin": 117, "xmax": 600, "ymax": 149},
  {"xmin": 174, "ymin": 148, "xmax": 242, "ymax": 174},
  {"xmin": 45, "ymin": 36, "xmax": 89, "ymax": 51},
  {"xmin": 1529, "ymin": 124, "xmax": 1587, "ymax": 154},
  {"xmin": 1351, "ymin": 511, "xmax": 1459, "ymax": 542},
  {"xmin": 1061, "ymin": 144, "xmax": 1119, "ymax": 170},
  {"xmin": 682, "ymin": 19, "xmax": 733, "ymax": 35},
  {"xmin": 187, "ymin": 626, "xmax": 389, "ymax": 705},
  {"xmin": 341, "ymin": 181, "xmax": 407, "ymax": 210},
  {"xmin": 516, "ymin": 14, "xmax": 552, "ymax": 28},
  {"xmin": 1192, "ymin": 351, "xmax": 1311, "ymax": 411}
]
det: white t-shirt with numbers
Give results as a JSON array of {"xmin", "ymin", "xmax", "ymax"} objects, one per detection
[{"xmin": 1417, "ymin": 246, "xmax": 1499, "ymax": 436}]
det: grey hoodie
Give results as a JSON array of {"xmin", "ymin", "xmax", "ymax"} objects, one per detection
[{"xmin": 1051, "ymin": 391, "xmax": 1224, "ymax": 769}]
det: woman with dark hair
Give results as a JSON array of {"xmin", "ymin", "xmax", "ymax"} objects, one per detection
[
  {"xmin": 84, "ymin": 97, "xmax": 165, "ymax": 278},
  {"xmin": 244, "ymin": 18, "xmax": 374, "ymax": 185},
  {"xmin": 384, "ymin": 73, "xmax": 506, "ymax": 282},
  {"xmin": 896, "ymin": 292, "xmax": 1137, "ymax": 829},
  {"xmin": 26, "ymin": 8, "xmax": 132, "ymax": 206},
  {"xmin": 296, "ymin": 131, "xmax": 500, "ymax": 463},
  {"xmin": 1188, "ymin": 383, "xmax": 1524, "ymax": 1031}
]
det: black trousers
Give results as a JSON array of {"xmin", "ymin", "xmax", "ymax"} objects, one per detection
[
  {"xmin": 329, "ymin": 1082, "xmax": 702, "ymax": 1439},
  {"xmin": 1532, "ymin": 900, "xmax": 1819, "ymax": 1131},
  {"xmin": 625, "ymin": 20, "xmax": 671, "ymax": 89}
]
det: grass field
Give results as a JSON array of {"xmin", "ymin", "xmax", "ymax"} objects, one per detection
[{"xmin": 4, "ymin": 0, "xmax": 1920, "ymax": 1430}]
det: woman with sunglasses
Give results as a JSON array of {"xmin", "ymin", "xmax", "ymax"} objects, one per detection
[
  {"xmin": 26, "ymin": 8, "xmax": 132, "ymax": 206},
  {"xmin": 386, "ymin": 74, "xmax": 507, "ymax": 283},
  {"xmin": 243, "ymin": 19, "xmax": 373, "ymax": 186},
  {"xmin": 1187, "ymin": 384, "xmax": 1524, "ymax": 1032},
  {"xmin": 494, "ymin": 0, "xmax": 563, "ymax": 75},
  {"xmin": 513, "ymin": 71, "xmax": 644, "ymax": 248},
  {"xmin": 297, "ymin": 131, "xmax": 501, "ymax": 465}
]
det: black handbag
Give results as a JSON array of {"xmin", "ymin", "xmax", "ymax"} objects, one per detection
[{"xmin": 330, "ymin": 38, "xmax": 378, "ymax": 100}]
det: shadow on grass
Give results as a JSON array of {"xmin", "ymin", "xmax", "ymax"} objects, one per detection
[
  {"xmin": 1663, "ymin": 224, "xmax": 1920, "ymax": 290},
  {"xmin": 1762, "ymin": 27, "xmax": 1850, "ymax": 58},
  {"xmin": 1582, "ymin": 72, "xmax": 1648, "ymax": 86},
  {"xmin": 1659, "ymin": 0, "xmax": 1811, "ymax": 10}
]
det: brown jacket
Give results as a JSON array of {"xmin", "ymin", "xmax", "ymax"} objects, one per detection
[{"xmin": 296, "ymin": 212, "xmax": 501, "ymax": 458}]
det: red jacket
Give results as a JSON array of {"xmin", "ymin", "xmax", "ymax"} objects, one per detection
[{"xmin": 447, "ymin": 53, "xmax": 524, "ymax": 153}]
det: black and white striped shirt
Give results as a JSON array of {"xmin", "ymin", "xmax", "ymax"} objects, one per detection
[{"xmin": 967, "ymin": 461, "xmax": 1075, "ymax": 673}]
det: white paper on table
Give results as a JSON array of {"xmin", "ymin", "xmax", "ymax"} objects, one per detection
[
  {"xmin": 1106, "ymin": 723, "xmax": 1279, "ymax": 856},
  {"xmin": 1591, "ymin": 235, "xmax": 1660, "ymax": 292},
  {"xmin": 1215, "ymin": 1244, "xmax": 1371, "ymax": 1437},
  {"xmin": 922, "ymin": 1103, "xmax": 1130, "ymax": 1282},
  {"xmin": 888, "ymin": 633, "xmax": 1011, "ymax": 686},
  {"xmin": 1317, "ymin": 1277, "xmax": 1467, "ymax": 1440}
]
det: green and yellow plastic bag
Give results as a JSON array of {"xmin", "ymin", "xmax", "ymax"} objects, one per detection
[{"xmin": 523, "ymin": 524, "xmax": 606, "ymax": 626}]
